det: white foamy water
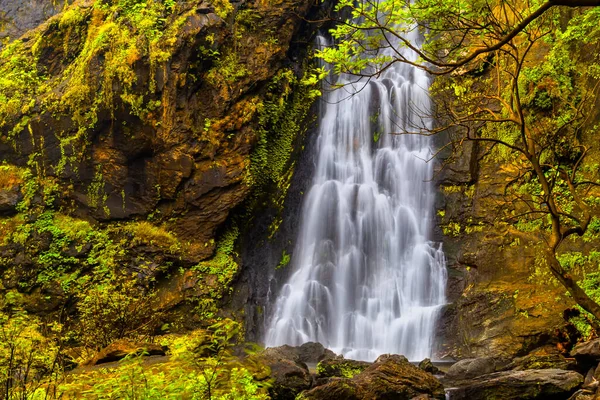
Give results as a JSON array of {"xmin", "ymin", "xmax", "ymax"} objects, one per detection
[{"xmin": 264, "ymin": 25, "xmax": 447, "ymax": 361}]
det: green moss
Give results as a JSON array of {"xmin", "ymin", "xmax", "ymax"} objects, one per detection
[
  {"xmin": 0, "ymin": 0, "xmax": 188, "ymax": 173},
  {"xmin": 0, "ymin": 40, "xmax": 44, "ymax": 131},
  {"xmin": 59, "ymin": 6, "xmax": 86, "ymax": 29},
  {"xmin": 124, "ymin": 220, "xmax": 182, "ymax": 254},
  {"xmin": 442, "ymin": 221, "xmax": 461, "ymax": 237},
  {"xmin": 87, "ymin": 165, "xmax": 109, "ymax": 216},
  {"xmin": 206, "ymin": 52, "xmax": 250, "ymax": 100},
  {"xmin": 440, "ymin": 184, "xmax": 475, "ymax": 198},
  {"xmin": 210, "ymin": 0, "xmax": 233, "ymax": 19},
  {"xmin": 316, "ymin": 360, "xmax": 367, "ymax": 379},
  {"xmin": 246, "ymin": 66, "xmax": 321, "ymax": 237},
  {"xmin": 193, "ymin": 224, "xmax": 240, "ymax": 287},
  {"xmin": 276, "ymin": 250, "xmax": 291, "ymax": 270},
  {"xmin": 54, "ymin": 320, "xmax": 269, "ymax": 399},
  {"xmin": 554, "ymin": 251, "xmax": 600, "ymax": 337}
]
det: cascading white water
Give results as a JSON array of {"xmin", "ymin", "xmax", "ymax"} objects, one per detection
[{"xmin": 265, "ymin": 24, "xmax": 447, "ymax": 362}]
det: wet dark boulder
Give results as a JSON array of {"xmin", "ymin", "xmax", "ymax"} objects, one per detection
[
  {"xmin": 296, "ymin": 342, "xmax": 337, "ymax": 364},
  {"xmin": 261, "ymin": 342, "xmax": 336, "ymax": 364},
  {"xmin": 446, "ymin": 369, "xmax": 583, "ymax": 400},
  {"xmin": 445, "ymin": 357, "xmax": 507, "ymax": 381},
  {"xmin": 256, "ymin": 347, "xmax": 313, "ymax": 400}
]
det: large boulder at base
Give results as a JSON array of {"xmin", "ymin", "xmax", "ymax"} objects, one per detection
[
  {"xmin": 445, "ymin": 369, "xmax": 583, "ymax": 400},
  {"xmin": 83, "ymin": 339, "xmax": 167, "ymax": 366},
  {"xmin": 261, "ymin": 343, "xmax": 336, "ymax": 365},
  {"xmin": 296, "ymin": 342, "xmax": 337, "ymax": 363},
  {"xmin": 300, "ymin": 354, "xmax": 445, "ymax": 400},
  {"xmin": 256, "ymin": 347, "xmax": 312, "ymax": 400},
  {"xmin": 445, "ymin": 357, "xmax": 507, "ymax": 381}
]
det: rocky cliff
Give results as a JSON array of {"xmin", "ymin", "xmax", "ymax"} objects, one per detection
[
  {"xmin": 435, "ymin": 75, "xmax": 600, "ymax": 360},
  {"xmin": 0, "ymin": 0, "xmax": 326, "ymax": 339},
  {"xmin": 435, "ymin": 140, "xmax": 574, "ymax": 359}
]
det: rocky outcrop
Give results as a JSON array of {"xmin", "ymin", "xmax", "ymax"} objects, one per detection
[
  {"xmin": 300, "ymin": 354, "xmax": 445, "ymax": 400},
  {"xmin": 256, "ymin": 346, "xmax": 314, "ymax": 400},
  {"xmin": 255, "ymin": 347, "xmax": 445, "ymax": 400},
  {"xmin": 436, "ymin": 138, "xmax": 577, "ymax": 359},
  {"xmin": 0, "ymin": 0, "xmax": 327, "ymax": 334},
  {"xmin": 1, "ymin": 0, "xmax": 320, "ymax": 258},
  {"xmin": 445, "ymin": 369, "xmax": 583, "ymax": 400},
  {"xmin": 254, "ymin": 343, "xmax": 339, "ymax": 399},
  {"xmin": 262, "ymin": 342, "xmax": 337, "ymax": 365},
  {"xmin": 82, "ymin": 339, "xmax": 167, "ymax": 366}
]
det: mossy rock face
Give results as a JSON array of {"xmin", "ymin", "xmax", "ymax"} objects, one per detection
[
  {"xmin": 0, "ymin": 0, "xmax": 326, "ymax": 345},
  {"xmin": 432, "ymin": 44, "xmax": 600, "ymax": 359},
  {"xmin": 0, "ymin": 0, "xmax": 322, "ymax": 261}
]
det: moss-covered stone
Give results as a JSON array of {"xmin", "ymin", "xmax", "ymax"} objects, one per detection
[{"xmin": 316, "ymin": 359, "xmax": 370, "ymax": 379}]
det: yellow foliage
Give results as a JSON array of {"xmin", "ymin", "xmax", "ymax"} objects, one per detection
[
  {"xmin": 0, "ymin": 164, "xmax": 23, "ymax": 189},
  {"xmin": 124, "ymin": 221, "xmax": 182, "ymax": 253}
]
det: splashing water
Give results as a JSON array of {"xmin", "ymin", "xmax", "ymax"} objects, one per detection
[{"xmin": 264, "ymin": 26, "xmax": 447, "ymax": 361}]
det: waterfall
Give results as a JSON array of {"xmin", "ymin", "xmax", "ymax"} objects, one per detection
[{"xmin": 264, "ymin": 24, "xmax": 447, "ymax": 362}]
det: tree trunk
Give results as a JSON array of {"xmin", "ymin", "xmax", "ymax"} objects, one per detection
[{"xmin": 547, "ymin": 252, "xmax": 600, "ymax": 331}]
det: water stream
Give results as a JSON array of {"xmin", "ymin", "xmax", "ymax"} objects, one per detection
[{"xmin": 264, "ymin": 27, "xmax": 447, "ymax": 361}]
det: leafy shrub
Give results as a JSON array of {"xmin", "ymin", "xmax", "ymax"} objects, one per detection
[
  {"xmin": 77, "ymin": 279, "xmax": 163, "ymax": 350},
  {"xmin": 57, "ymin": 320, "xmax": 270, "ymax": 399},
  {"xmin": 0, "ymin": 294, "xmax": 63, "ymax": 400}
]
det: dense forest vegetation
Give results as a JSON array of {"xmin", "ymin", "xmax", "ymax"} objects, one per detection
[{"xmin": 0, "ymin": 0, "xmax": 599, "ymax": 398}]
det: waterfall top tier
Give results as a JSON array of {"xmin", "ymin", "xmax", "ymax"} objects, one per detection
[{"xmin": 265, "ymin": 34, "xmax": 447, "ymax": 362}]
